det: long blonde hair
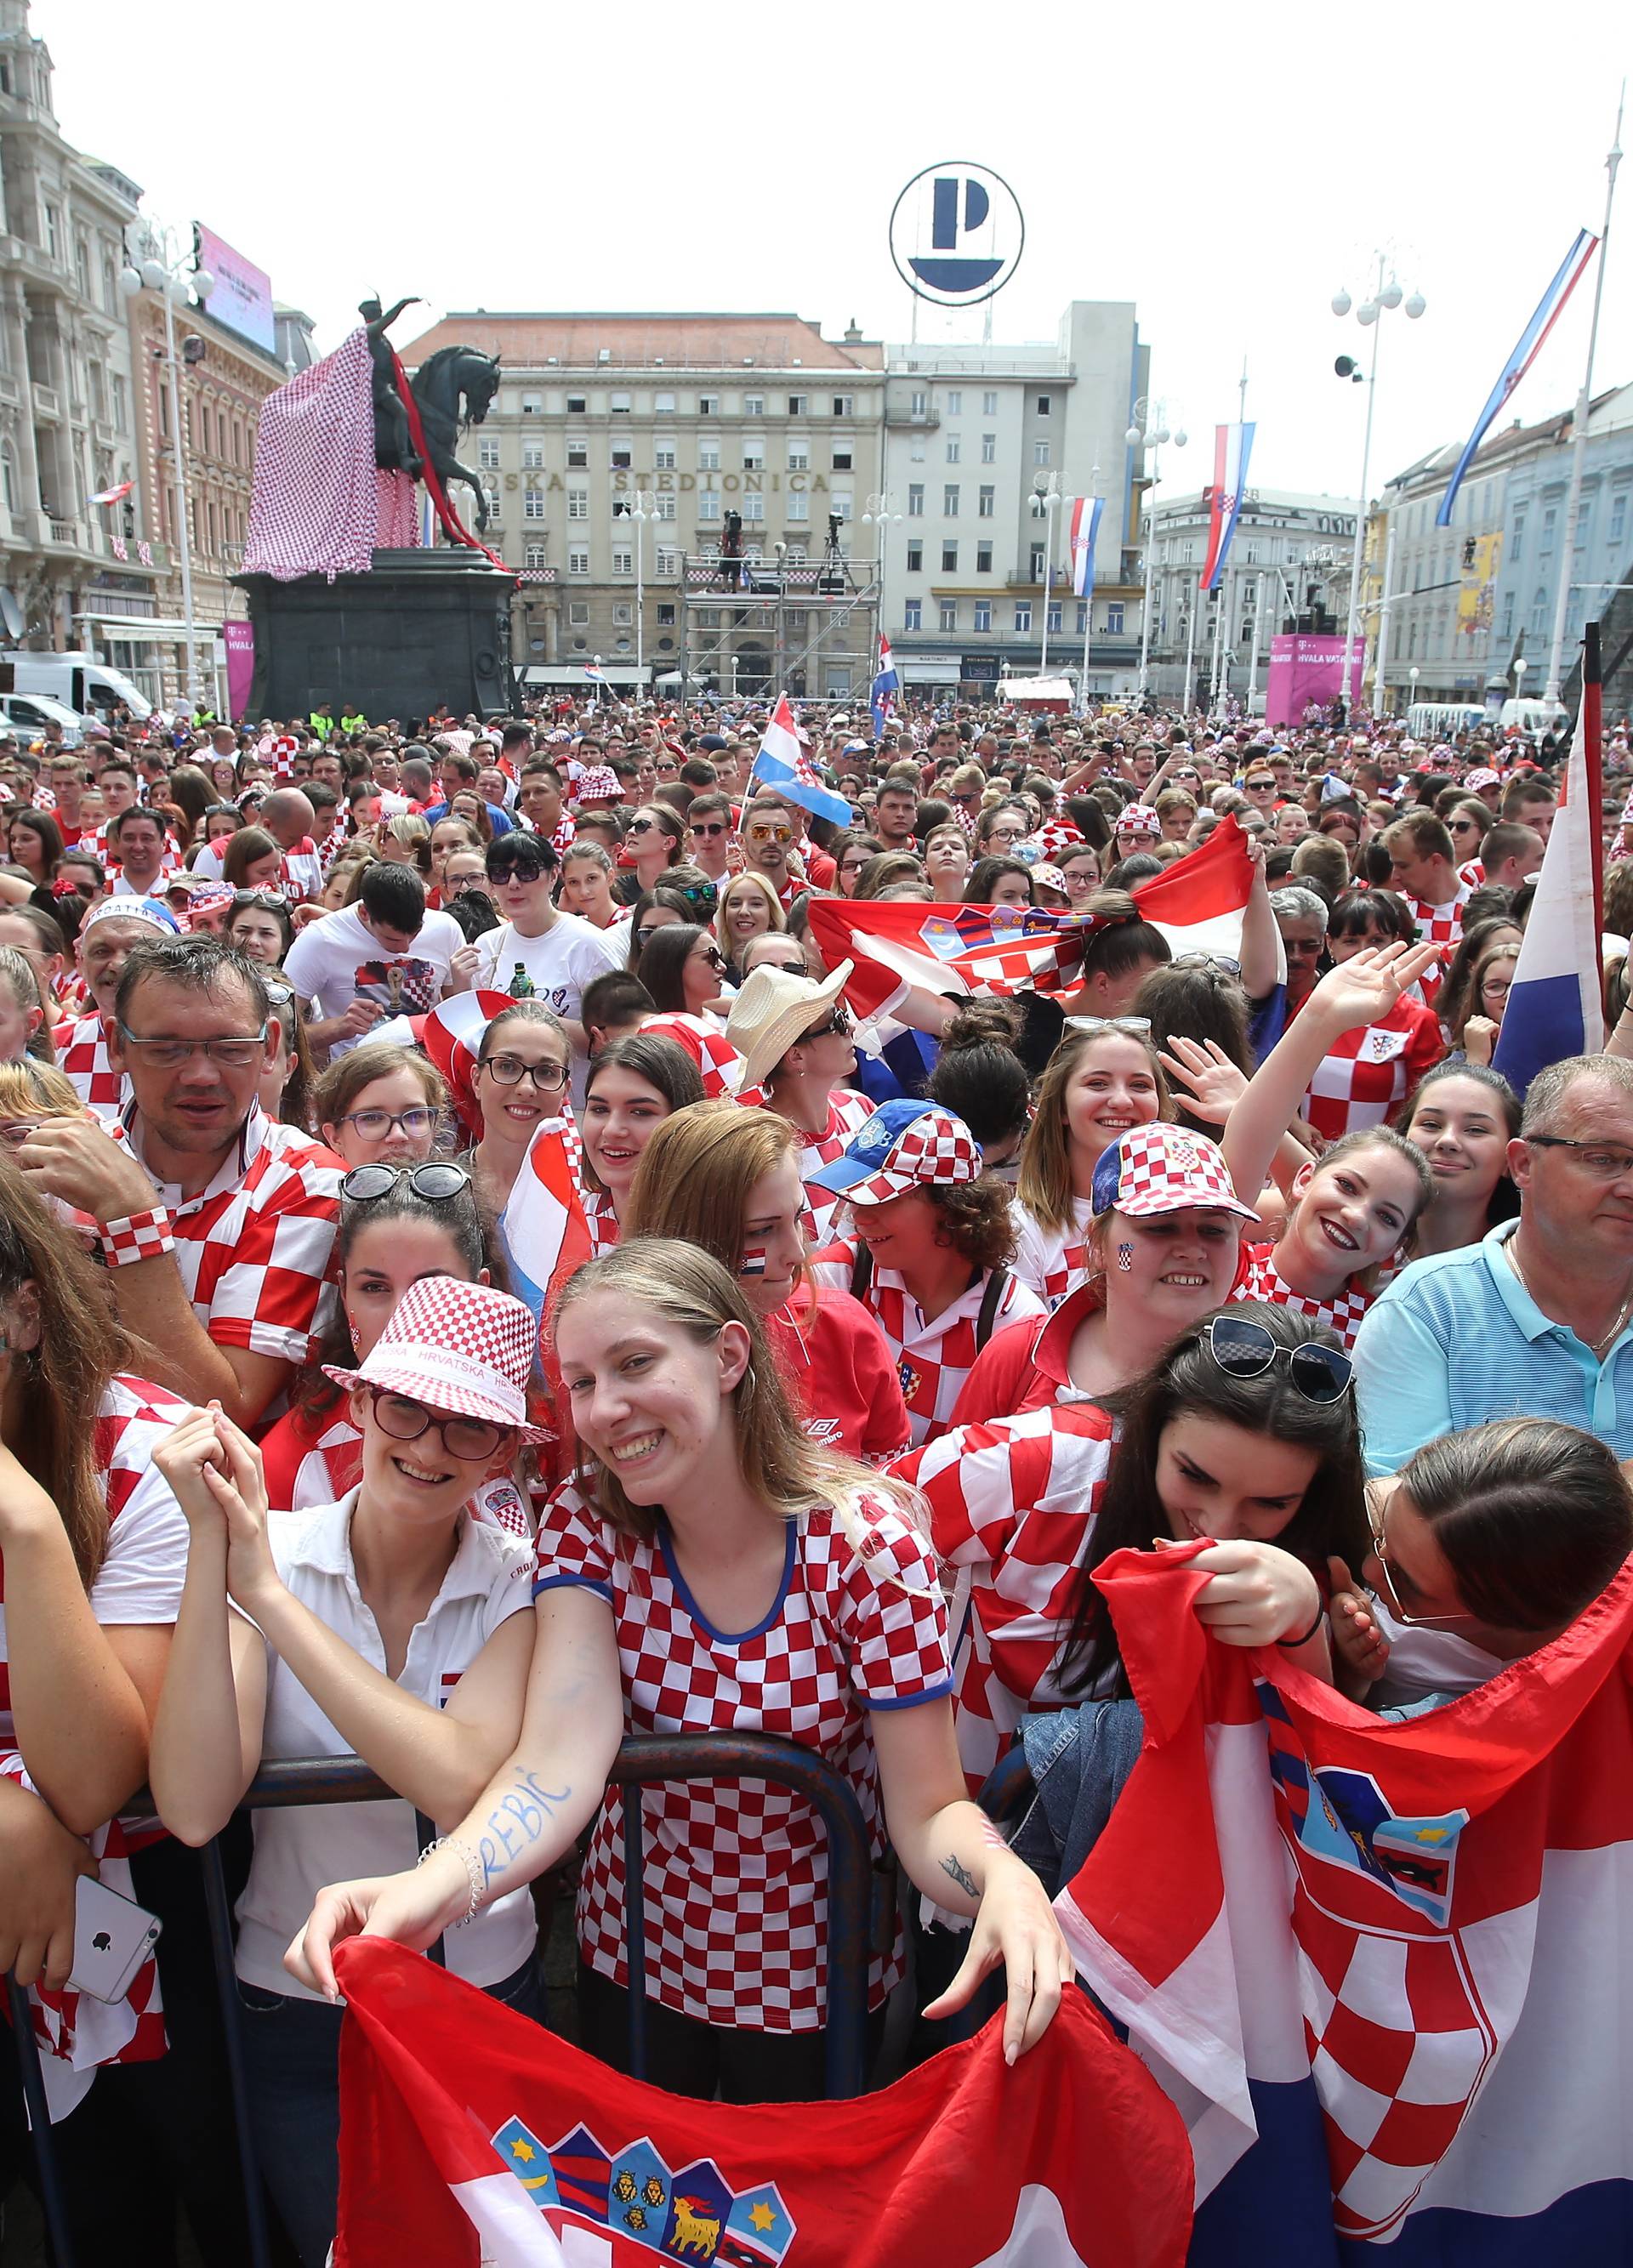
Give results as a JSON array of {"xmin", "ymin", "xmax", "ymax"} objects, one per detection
[
  {"xmin": 551, "ymin": 1239, "xmax": 914, "ymax": 1544},
  {"xmin": 1016, "ymin": 1024, "xmax": 1172, "ymax": 1234}
]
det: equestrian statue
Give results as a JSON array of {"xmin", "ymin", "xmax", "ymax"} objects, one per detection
[{"xmin": 361, "ymin": 295, "xmax": 502, "ymax": 535}]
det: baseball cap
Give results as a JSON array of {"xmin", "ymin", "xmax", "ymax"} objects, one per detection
[
  {"xmin": 805, "ymin": 1100, "xmax": 982, "ymax": 1208},
  {"xmin": 1090, "ymin": 1123, "xmax": 1260, "ymax": 1223}
]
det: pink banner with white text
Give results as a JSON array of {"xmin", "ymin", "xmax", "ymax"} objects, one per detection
[
  {"xmin": 224, "ymin": 620, "xmax": 254, "ymax": 722},
  {"xmin": 1265, "ymin": 633, "xmax": 1364, "ymax": 727}
]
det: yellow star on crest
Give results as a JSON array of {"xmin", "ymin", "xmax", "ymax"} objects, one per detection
[
  {"xmin": 510, "ymin": 2140, "xmax": 536, "ymax": 2163},
  {"xmin": 749, "ymin": 2201, "xmax": 777, "ymax": 2232}
]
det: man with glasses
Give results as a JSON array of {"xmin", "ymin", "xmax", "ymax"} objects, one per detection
[
  {"xmin": 16, "ymin": 935, "xmax": 342, "ymax": 1429},
  {"xmin": 1354, "ymin": 1054, "xmax": 1633, "ymax": 1475},
  {"xmin": 472, "ymin": 834, "xmax": 620, "ymax": 1083}
]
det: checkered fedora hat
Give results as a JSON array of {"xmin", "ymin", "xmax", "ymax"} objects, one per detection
[
  {"xmin": 1465, "ymin": 767, "xmax": 1502, "ymax": 790},
  {"xmin": 325, "ymin": 1276, "xmax": 549, "ymax": 1443},
  {"xmin": 574, "ymin": 766, "xmax": 622, "ymax": 804},
  {"xmin": 1117, "ymin": 803, "xmax": 1161, "ymax": 833},
  {"xmin": 1027, "ymin": 819, "xmax": 1084, "ymax": 863},
  {"xmin": 1090, "ymin": 1122, "xmax": 1260, "ymax": 1224},
  {"xmin": 806, "ymin": 1100, "xmax": 982, "ymax": 1208}
]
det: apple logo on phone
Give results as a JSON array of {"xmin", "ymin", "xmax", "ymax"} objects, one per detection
[{"xmin": 92, "ymin": 1930, "xmax": 111, "ymax": 1953}]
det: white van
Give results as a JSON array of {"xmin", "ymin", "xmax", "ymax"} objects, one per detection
[
  {"xmin": 1, "ymin": 651, "xmax": 151, "ymax": 722},
  {"xmin": 1498, "ymin": 696, "xmax": 1569, "ymax": 736},
  {"xmin": 0, "ymin": 691, "xmax": 94, "ymax": 746}
]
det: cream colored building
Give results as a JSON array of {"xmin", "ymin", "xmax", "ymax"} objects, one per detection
[{"xmin": 399, "ymin": 311, "xmax": 885, "ymax": 695}]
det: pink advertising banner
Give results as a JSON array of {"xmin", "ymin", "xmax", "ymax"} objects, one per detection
[
  {"xmin": 1265, "ymin": 634, "xmax": 1364, "ymax": 727},
  {"xmin": 224, "ymin": 620, "xmax": 254, "ymax": 722}
]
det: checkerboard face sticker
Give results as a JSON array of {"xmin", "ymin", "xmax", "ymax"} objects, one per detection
[{"xmin": 1117, "ymin": 1242, "xmax": 1134, "ymax": 1271}]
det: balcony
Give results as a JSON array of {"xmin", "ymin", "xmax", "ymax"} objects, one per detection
[
  {"xmin": 1004, "ymin": 566, "xmax": 1070, "ymax": 590},
  {"xmin": 48, "ymin": 516, "xmax": 80, "ymax": 547},
  {"xmin": 885, "ymin": 407, "xmax": 940, "ymax": 430},
  {"xmin": 31, "ymin": 382, "xmax": 59, "ymax": 421}
]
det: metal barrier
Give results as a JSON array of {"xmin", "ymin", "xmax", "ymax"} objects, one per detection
[{"xmin": 8, "ymin": 1731, "xmax": 874, "ymax": 2267}]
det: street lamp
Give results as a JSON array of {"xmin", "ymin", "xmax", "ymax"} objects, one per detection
[
  {"xmin": 861, "ymin": 491, "xmax": 902, "ymax": 647},
  {"xmin": 1126, "ymin": 398, "xmax": 1186, "ymax": 702},
  {"xmin": 1331, "ymin": 255, "xmax": 1426, "ymax": 715},
  {"xmin": 1031, "ymin": 474, "xmax": 1062, "ymax": 676},
  {"xmin": 120, "ymin": 227, "xmax": 214, "ymax": 715},
  {"xmin": 1513, "ymin": 655, "xmax": 1529, "ymax": 710},
  {"xmin": 618, "ymin": 487, "xmax": 656, "ymax": 684},
  {"xmin": 1408, "ymin": 662, "xmax": 1420, "ymax": 718}
]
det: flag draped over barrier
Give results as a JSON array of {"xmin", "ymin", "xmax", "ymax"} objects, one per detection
[
  {"xmin": 1055, "ymin": 1545, "xmax": 1633, "ymax": 2263},
  {"xmin": 332, "ymin": 1937, "xmax": 1193, "ymax": 2267}
]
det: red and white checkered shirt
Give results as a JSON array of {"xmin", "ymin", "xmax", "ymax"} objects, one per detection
[
  {"xmin": 57, "ymin": 1009, "xmax": 128, "ymax": 1121},
  {"xmin": 893, "ymin": 1401, "xmax": 1115, "ymax": 1793},
  {"xmin": 122, "ymin": 1104, "xmax": 344, "ymax": 1366},
  {"xmin": 793, "ymin": 1089, "xmax": 875, "ymax": 1245},
  {"xmin": 533, "ymin": 1485, "xmax": 951, "ymax": 2030},
  {"xmin": 1457, "ymin": 858, "xmax": 1485, "ymax": 891},
  {"xmin": 810, "ymin": 1254, "xmax": 1046, "ymax": 1447},
  {"xmin": 1010, "ymin": 1196, "xmax": 1095, "ymax": 1314},
  {"xmin": 1399, "ymin": 880, "xmax": 1473, "ymax": 999},
  {"xmin": 278, "ymin": 838, "xmax": 325, "ymax": 907},
  {"xmin": 582, "ymin": 1187, "xmax": 620, "ymax": 1259},
  {"xmin": 1232, "ymin": 1243, "xmax": 1373, "ymax": 1350},
  {"xmin": 1302, "ymin": 998, "xmax": 1444, "ymax": 1145}
]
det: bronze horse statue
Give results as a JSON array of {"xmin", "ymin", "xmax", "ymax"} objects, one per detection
[{"xmin": 368, "ymin": 321, "xmax": 502, "ymax": 536}]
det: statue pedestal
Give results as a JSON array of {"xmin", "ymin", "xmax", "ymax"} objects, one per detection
[{"xmin": 233, "ymin": 549, "xmax": 512, "ymax": 724}]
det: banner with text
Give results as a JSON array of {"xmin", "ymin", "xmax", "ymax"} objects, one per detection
[
  {"xmin": 193, "ymin": 224, "xmax": 276, "ymax": 358},
  {"xmin": 1265, "ymin": 634, "xmax": 1364, "ymax": 728},
  {"xmin": 223, "ymin": 620, "xmax": 254, "ymax": 721}
]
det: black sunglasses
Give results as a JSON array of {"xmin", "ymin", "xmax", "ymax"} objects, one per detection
[
  {"xmin": 341, "ymin": 1162, "xmax": 472, "ymax": 1203},
  {"xmin": 486, "ymin": 850, "xmax": 551, "ymax": 883},
  {"xmin": 1203, "ymin": 1315, "xmax": 1353, "ymax": 1404}
]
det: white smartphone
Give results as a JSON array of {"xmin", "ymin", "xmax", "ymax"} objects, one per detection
[{"xmin": 67, "ymin": 1874, "xmax": 162, "ymax": 2004}]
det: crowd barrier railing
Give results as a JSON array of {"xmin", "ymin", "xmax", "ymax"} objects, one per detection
[{"xmin": 7, "ymin": 1731, "xmax": 874, "ymax": 2268}]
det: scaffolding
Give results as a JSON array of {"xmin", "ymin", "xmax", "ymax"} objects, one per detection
[{"xmin": 677, "ymin": 541, "xmax": 879, "ymax": 709}]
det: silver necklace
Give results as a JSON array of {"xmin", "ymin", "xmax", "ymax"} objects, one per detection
[{"xmin": 1508, "ymin": 1234, "xmax": 1633, "ymax": 1359}]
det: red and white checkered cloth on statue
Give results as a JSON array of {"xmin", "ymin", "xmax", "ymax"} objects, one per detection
[{"xmin": 243, "ymin": 327, "xmax": 415, "ymax": 583}]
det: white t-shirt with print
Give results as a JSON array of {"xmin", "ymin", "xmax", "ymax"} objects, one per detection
[
  {"xmin": 472, "ymin": 912, "xmax": 623, "ymax": 1026},
  {"xmin": 284, "ymin": 903, "xmax": 466, "ymax": 1052}
]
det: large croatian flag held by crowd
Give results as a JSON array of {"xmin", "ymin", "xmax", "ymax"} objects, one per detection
[
  {"xmin": 1056, "ymin": 1546, "xmax": 1633, "ymax": 2265},
  {"xmin": 332, "ymin": 1939, "xmax": 1192, "ymax": 2265}
]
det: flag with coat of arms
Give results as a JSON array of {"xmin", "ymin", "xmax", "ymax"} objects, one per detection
[
  {"xmin": 331, "ymin": 1937, "xmax": 1192, "ymax": 2265},
  {"xmin": 751, "ymin": 692, "xmax": 855, "ymax": 826}
]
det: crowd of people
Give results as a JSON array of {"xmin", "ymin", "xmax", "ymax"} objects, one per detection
[{"xmin": 1, "ymin": 683, "xmax": 1631, "ymax": 2262}]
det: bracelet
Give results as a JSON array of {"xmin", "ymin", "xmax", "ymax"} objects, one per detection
[
  {"xmin": 98, "ymin": 1208, "xmax": 174, "ymax": 1267},
  {"xmin": 1276, "ymin": 1600, "xmax": 1328, "ymax": 1650},
  {"xmin": 418, "ymin": 1834, "xmax": 485, "ymax": 1926}
]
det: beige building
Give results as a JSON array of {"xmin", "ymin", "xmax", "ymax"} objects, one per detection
[
  {"xmin": 0, "ymin": 1, "xmax": 160, "ymax": 660},
  {"xmin": 399, "ymin": 311, "xmax": 885, "ymax": 696}
]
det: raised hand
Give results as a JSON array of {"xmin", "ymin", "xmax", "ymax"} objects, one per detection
[
  {"xmin": 1306, "ymin": 942, "xmax": 1442, "ymax": 1037},
  {"xmin": 1158, "ymin": 1035, "xmax": 1249, "ymax": 1127}
]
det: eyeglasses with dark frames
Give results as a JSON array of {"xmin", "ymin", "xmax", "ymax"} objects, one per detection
[
  {"xmin": 366, "ymin": 1384, "xmax": 509, "ymax": 1462},
  {"xmin": 1524, "ymin": 1136, "xmax": 1633, "ymax": 1180},
  {"xmin": 480, "ymin": 1052, "xmax": 571, "ymax": 1092},
  {"xmin": 116, "ymin": 1023, "xmax": 269, "ymax": 1069},
  {"xmin": 338, "ymin": 1109, "xmax": 442, "ymax": 1148},
  {"xmin": 341, "ymin": 1160, "xmax": 469, "ymax": 1202},
  {"xmin": 1203, "ymin": 1314, "xmax": 1354, "ymax": 1403}
]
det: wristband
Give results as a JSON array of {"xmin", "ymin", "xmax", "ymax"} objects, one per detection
[
  {"xmin": 1276, "ymin": 1600, "xmax": 1328, "ymax": 1650},
  {"xmin": 418, "ymin": 1833, "xmax": 485, "ymax": 1925},
  {"xmin": 99, "ymin": 1208, "xmax": 174, "ymax": 1267}
]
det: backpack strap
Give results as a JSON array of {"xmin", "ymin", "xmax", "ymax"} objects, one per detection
[
  {"xmin": 976, "ymin": 1267, "xmax": 1010, "ymax": 1352},
  {"xmin": 849, "ymin": 1242, "xmax": 874, "ymax": 1300}
]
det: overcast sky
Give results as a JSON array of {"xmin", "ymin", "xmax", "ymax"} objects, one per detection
[{"xmin": 45, "ymin": 0, "xmax": 1632, "ymax": 505}]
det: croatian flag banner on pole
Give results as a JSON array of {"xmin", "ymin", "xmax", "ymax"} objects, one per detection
[
  {"xmin": 809, "ymin": 816, "xmax": 1255, "ymax": 1023},
  {"xmin": 499, "ymin": 1116, "xmax": 591, "ymax": 1336},
  {"xmin": 871, "ymin": 636, "xmax": 901, "ymax": 738},
  {"xmin": 752, "ymin": 692, "xmax": 855, "ymax": 826},
  {"xmin": 1055, "ymin": 1546, "xmax": 1633, "ymax": 2265},
  {"xmin": 332, "ymin": 1938, "xmax": 1192, "ymax": 2267},
  {"xmin": 1199, "ymin": 425, "xmax": 1255, "ymax": 593},
  {"xmin": 1069, "ymin": 497, "xmax": 1104, "ymax": 601}
]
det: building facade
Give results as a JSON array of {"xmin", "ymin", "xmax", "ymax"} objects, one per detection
[
  {"xmin": 0, "ymin": 1, "xmax": 160, "ymax": 657},
  {"xmin": 880, "ymin": 302, "xmax": 1147, "ymax": 698},
  {"xmin": 398, "ymin": 312, "xmax": 885, "ymax": 699},
  {"xmin": 1144, "ymin": 486, "xmax": 1361, "ymax": 708}
]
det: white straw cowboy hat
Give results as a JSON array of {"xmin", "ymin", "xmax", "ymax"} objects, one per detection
[{"xmin": 724, "ymin": 961, "xmax": 855, "ymax": 1092}]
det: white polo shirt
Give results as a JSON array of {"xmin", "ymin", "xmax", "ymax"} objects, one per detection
[{"xmin": 232, "ymin": 1492, "xmax": 538, "ymax": 2001}]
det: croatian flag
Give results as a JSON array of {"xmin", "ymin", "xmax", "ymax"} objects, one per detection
[
  {"xmin": 1068, "ymin": 497, "xmax": 1103, "ymax": 601},
  {"xmin": 89, "ymin": 478, "xmax": 134, "ymax": 508},
  {"xmin": 583, "ymin": 663, "xmax": 609, "ymax": 688},
  {"xmin": 1198, "ymin": 424, "xmax": 1255, "ymax": 593},
  {"xmin": 1493, "ymin": 622, "xmax": 1604, "ymax": 1095},
  {"xmin": 870, "ymin": 635, "xmax": 901, "ymax": 737},
  {"xmin": 1437, "ymin": 230, "xmax": 1599, "ymax": 528},
  {"xmin": 1056, "ymin": 1545, "xmax": 1633, "ymax": 2263},
  {"xmin": 752, "ymin": 692, "xmax": 855, "ymax": 826},
  {"xmin": 810, "ymin": 815, "xmax": 1256, "ymax": 1023},
  {"xmin": 421, "ymin": 988, "xmax": 516, "ymax": 1141},
  {"xmin": 332, "ymin": 1937, "xmax": 1192, "ymax": 2266},
  {"xmin": 500, "ymin": 1117, "xmax": 591, "ymax": 1338}
]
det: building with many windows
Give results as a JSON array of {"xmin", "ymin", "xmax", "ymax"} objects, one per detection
[
  {"xmin": 398, "ymin": 311, "xmax": 885, "ymax": 696},
  {"xmin": 880, "ymin": 302, "xmax": 1147, "ymax": 698}
]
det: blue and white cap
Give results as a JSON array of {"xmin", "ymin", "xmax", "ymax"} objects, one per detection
[{"xmin": 805, "ymin": 1100, "xmax": 982, "ymax": 1208}]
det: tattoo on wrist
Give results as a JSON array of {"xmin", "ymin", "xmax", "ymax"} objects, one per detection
[
  {"xmin": 476, "ymin": 1769, "xmax": 572, "ymax": 1888},
  {"xmin": 940, "ymin": 1852, "xmax": 979, "ymax": 1899}
]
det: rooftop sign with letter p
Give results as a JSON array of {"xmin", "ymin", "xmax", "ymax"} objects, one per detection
[{"xmin": 889, "ymin": 162, "xmax": 1025, "ymax": 307}]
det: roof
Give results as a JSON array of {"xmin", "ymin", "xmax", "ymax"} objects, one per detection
[
  {"xmin": 1385, "ymin": 386, "xmax": 1624, "ymax": 493},
  {"xmin": 397, "ymin": 312, "xmax": 883, "ymax": 374}
]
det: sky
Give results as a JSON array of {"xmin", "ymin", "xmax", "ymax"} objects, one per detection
[{"xmin": 43, "ymin": 0, "xmax": 1633, "ymax": 507}]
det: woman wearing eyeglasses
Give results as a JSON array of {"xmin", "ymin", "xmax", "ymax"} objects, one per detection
[
  {"xmin": 147, "ymin": 1276, "xmax": 547, "ymax": 2267},
  {"xmin": 312, "ymin": 1039, "xmax": 448, "ymax": 1171},
  {"xmin": 468, "ymin": 1000, "xmax": 574, "ymax": 1217}
]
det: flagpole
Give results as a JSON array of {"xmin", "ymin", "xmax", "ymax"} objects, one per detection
[
  {"xmin": 1371, "ymin": 519, "xmax": 1397, "ymax": 714},
  {"xmin": 1544, "ymin": 89, "xmax": 1624, "ymax": 709},
  {"xmin": 1246, "ymin": 570, "xmax": 1266, "ymax": 716},
  {"xmin": 1184, "ymin": 592, "xmax": 1198, "ymax": 719},
  {"xmin": 1340, "ymin": 253, "xmax": 1385, "ymax": 718}
]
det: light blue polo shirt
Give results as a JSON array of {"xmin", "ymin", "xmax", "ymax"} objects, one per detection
[{"xmin": 1352, "ymin": 1219, "xmax": 1633, "ymax": 1475}]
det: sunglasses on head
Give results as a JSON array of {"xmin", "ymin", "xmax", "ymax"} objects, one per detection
[
  {"xmin": 1203, "ymin": 1314, "xmax": 1353, "ymax": 1403},
  {"xmin": 341, "ymin": 1161, "xmax": 471, "ymax": 1203}
]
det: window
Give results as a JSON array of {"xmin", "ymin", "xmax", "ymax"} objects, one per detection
[
  {"xmin": 1033, "ymin": 441, "xmax": 1051, "ymax": 466},
  {"xmin": 831, "ymin": 493, "xmax": 852, "ymax": 520},
  {"xmin": 698, "ymin": 394, "xmax": 720, "ymax": 414},
  {"xmin": 1047, "ymin": 602, "xmax": 1062, "ymax": 634},
  {"xmin": 569, "ymin": 600, "xmax": 590, "ymax": 625},
  {"xmin": 978, "ymin": 485, "xmax": 995, "ymax": 517},
  {"xmin": 1076, "ymin": 602, "xmax": 1089, "ymax": 634},
  {"xmin": 654, "ymin": 493, "xmax": 676, "ymax": 520},
  {"xmin": 1612, "ymin": 490, "xmax": 1629, "ymax": 549},
  {"xmin": 654, "ymin": 392, "xmax": 675, "ymax": 412},
  {"xmin": 909, "ymin": 437, "xmax": 926, "ymax": 463},
  {"xmin": 743, "ymin": 440, "xmax": 765, "ymax": 470},
  {"xmin": 973, "ymin": 600, "xmax": 992, "ymax": 632},
  {"xmin": 1500, "ymin": 591, "xmax": 1515, "ymax": 640},
  {"xmin": 906, "ymin": 541, "xmax": 923, "ymax": 572},
  {"xmin": 942, "ymin": 542, "xmax": 959, "ymax": 572},
  {"xmin": 1029, "ymin": 543, "xmax": 1045, "ymax": 580},
  {"xmin": 1036, "ymin": 394, "xmax": 1051, "ymax": 415},
  {"xmin": 832, "ymin": 445, "xmax": 853, "ymax": 470},
  {"xmin": 657, "ymin": 602, "xmax": 676, "ymax": 624},
  {"xmin": 524, "ymin": 486, "xmax": 545, "ymax": 520},
  {"xmin": 788, "ymin": 393, "xmax": 808, "ymax": 415},
  {"xmin": 43, "ymin": 203, "xmax": 60, "ymax": 261},
  {"xmin": 946, "ymin": 436, "xmax": 960, "ymax": 463},
  {"xmin": 521, "ymin": 440, "xmax": 543, "ymax": 469},
  {"xmin": 910, "ymin": 389, "xmax": 928, "ymax": 417},
  {"xmin": 981, "ymin": 434, "xmax": 996, "ymax": 463},
  {"xmin": 982, "ymin": 390, "xmax": 998, "ymax": 417},
  {"xmin": 1531, "ymin": 584, "xmax": 1548, "ymax": 635},
  {"xmin": 787, "ymin": 492, "xmax": 809, "ymax": 522},
  {"xmin": 788, "ymin": 609, "xmax": 809, "ymax": 629},
  {"xmin": 943, "ymin": 484, "xmax": 960, "ymax": 516},
  {"xmin": 1014, "ymin": 601, "xmax": 1033, "ymax": 632},
  {"xmin": 908, "ymin": 484, "xmax": 925, "ymax": 516},
  {"xmin": 567, "ymin": 442, "xmax": 588, "ymax": 469},
  {"xmin": 1107, "ymin": 601, "xmax": 1124, "ymax": 634},
  {"xmin": 568, "ymin": 548, "xmax": 589, "ymax": 576},
  {"xmin": 523, "ymin": 392, "xmax": 544, "ymax": 416},
  {"xmin": 481, "ymin": 486, "xmax": 500, "ymax": 524},
  {"xmin": 697, "ymin": 492, "xmax": 720, "ymax": 521},
  {"xmin": 566, "ymin": 395, "xmax": 587, "ymax": 414},
  {"xmin": 609, "ymin": 392, "xmax": 631, "ymax": 414},
  {"xmin": 832, "ymin": 394, "xmax": 855, "ymax": 417},
  {"xmin": 654, "ymin": 440, "xmax": 676, "ymax": 469},
  {"xmin": 743, "ymin": 493, "xmax": 764, "ymax": 522},
  {"xmin": 612, "ymin": 600, "xmax": 633, "ymax": 625},
  {"xmin": 904, "ymin": 599, "xmax": 923, "ymax": 630},
  {"xmin": 612, "ymin": 546, "xmax": 633, "ymax": 575},
  {"xmin": 567, "ymin": 488, "xmax": 589, "ymax": 520},
  {"xmin": 788, "ymin": 438, "xmax": 809, "ymax": 470},
  {"xmin": 656, "ymin": 549, "xmax": 680, "ymax": 574},
  {"xmin": 743, "ymin": 394, "xmax": 765, "ymax": 416},
  {"xmin": 976, "ymin": 540, "xmax": 993, "ymax": 572},
  {"xmin": 1540, "ymin": 508, "xmax": 1557, "ymax": 554},
  {"xmin": 940, "ymin": 600, "xmax": 958, "ymax": 632},
  {"xmin": 526, "ymin": 543, "xmax": 547, "ymax": 569},
  {"xmin": 611, "ymin": 446, "xmax": 632, "ymax": 469},
  {"xmin": 698, "ymin": 439, "xmax": 720, "ymax": 469}
]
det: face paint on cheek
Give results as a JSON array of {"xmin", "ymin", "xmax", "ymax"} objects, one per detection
[
  {"xmin": 737, "ymin": 1246, "xmax": 768, "ymax": 1277},
  {"xmin": 1117, "ymin": 1242, "xmax": 1134, "ymax": 1272}
]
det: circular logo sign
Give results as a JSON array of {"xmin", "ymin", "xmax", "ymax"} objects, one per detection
[{"xmin": 889, "ymin": 162, "xmax": 1025, "ymax": 307}]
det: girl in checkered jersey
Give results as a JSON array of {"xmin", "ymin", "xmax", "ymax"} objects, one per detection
[{"xmin": 287, "ymin": 1241, "xmax": 1073, "ymax": 2102}]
